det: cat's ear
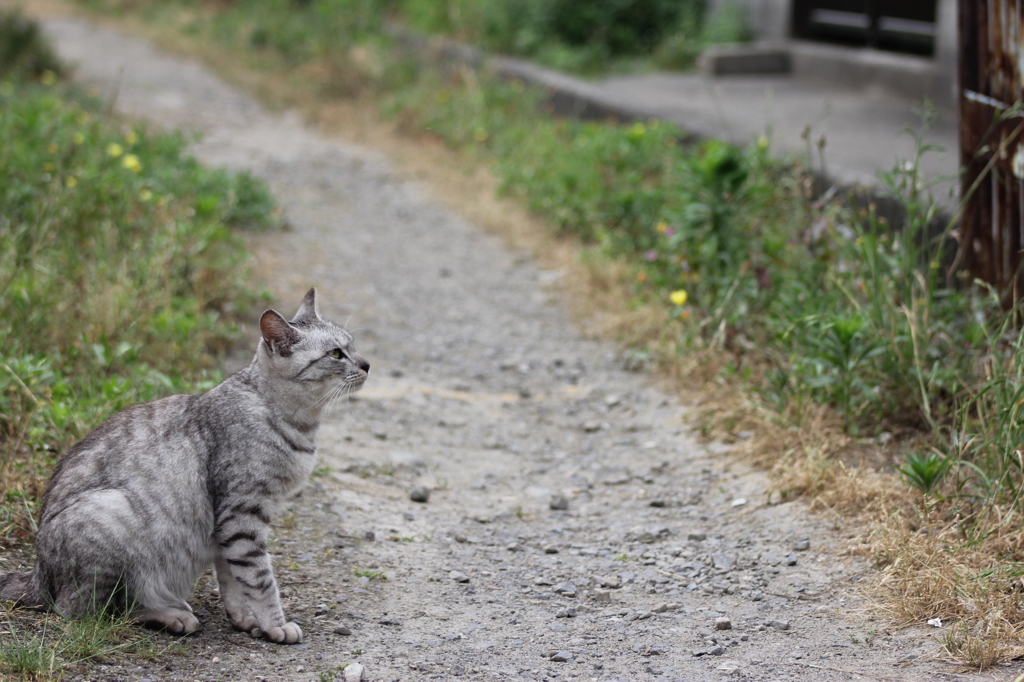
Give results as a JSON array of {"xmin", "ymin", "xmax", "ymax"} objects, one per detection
[
  {"xmin": 291, "ymin": 287, "xmax": 321, "ymax": 324},
  {"xmin": 260, "ymin": 309, "xmax": 301, "ymax": 356}
]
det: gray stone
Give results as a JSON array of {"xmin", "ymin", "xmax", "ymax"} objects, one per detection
[
  {"xmin": 343, "ymin": 662, "xmax": 364, "ymax": 682},
  {"xmin": 449, "ymin": 570, "xmax": 470, "ymax": 583},
  {"xmin": 793, "ymin": 538, "xmax": 811, "ymax": 551},
  {"xmin": 550, "ymin": 651, "xmax": 573, "ymax": 662},
  {"xmin": 549, "ymin": 494, "xmax": 570, "ymax": 510},
  {"xmin": 409, "ymin": 486, "xmax": 431, "ymax": 503},
  {"xmin": 715, "ymin": 616, "xmax": 732, "ymax": 630},
  {"xmin": 552, "ymin": 581, "xmax": 577, "ymax": 596},
  {"xmin": 688, "ymin": 531, "xmax": 707, "ymax": 542},
  {"xmin": 555, "ymin": 607, "xmax": 576, "ymax": 618},
  {"xmin": 334, "ymin": 625, "xmax": 352, "ymax": 636},
  {"xmin": 711, "ymin": 553, "xmax": 736, "ymax": 569},
  {"xmin": 708, "ymin": 645, "xmax": 725, "ymax": 656},
  {"xmin": 771, "ymin": 619, "xmax": 791, "ymax": 631}
]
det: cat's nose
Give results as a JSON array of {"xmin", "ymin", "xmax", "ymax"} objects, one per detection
[{"xmin": 355, "ymin": 355, "xmax": 370, "ymax": 373}]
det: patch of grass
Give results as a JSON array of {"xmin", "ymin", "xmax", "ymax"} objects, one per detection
[
  {"xmin": 0, "ymin": 604, "xmax": 161, "ymax": 681},
  {"xmin": 353, "ymin": 569, "xmax": 387, "ymax": 581}
]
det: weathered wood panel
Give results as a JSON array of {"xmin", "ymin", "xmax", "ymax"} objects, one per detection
[{"xmin": 959, "ymin": 0, "xmax": 1024, "ymax": 305}]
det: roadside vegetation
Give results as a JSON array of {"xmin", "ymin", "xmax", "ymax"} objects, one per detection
[
  {"xmin": 16, "ymin": 0, "xmax": 1024, "ymax": 668},
  {"xmin": 0, "ymin": 10, "xmax": 281, "ymax": 677},
  {"xmin": 391, "ymin": 0, "xmax": 750, "ymax": 72}
]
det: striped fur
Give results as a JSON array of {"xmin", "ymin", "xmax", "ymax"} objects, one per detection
[{"xmin": 0, "ymin": 288, "xmax": 367, "ymax": 644}]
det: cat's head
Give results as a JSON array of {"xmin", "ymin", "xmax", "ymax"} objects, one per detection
[{"xmin": 258, "ymin": 288, "xmax": 369, "ymax": 404}]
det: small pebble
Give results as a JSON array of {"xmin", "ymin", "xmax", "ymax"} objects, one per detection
[
  {"xmin": 793, "ymin": 538, "xmax": 811, "ymax": 551},
  {"xmin": 708, "ymin": 645, "xmax": 725, "ymax": 656},
  {"xmin": 552, "ymin": 581, "xmax": 577, "ymax": 596},
  {"xmin": 771, "ymin": 619, "xmax": 791, "ymax": 631},
  {"xmin": 786, "ymin": 554, "xmax": 798, "ymax": 566},
  {"xmin": 555, "ymin": 607, "xmax": 577, "ymax": 618},
  {"xmin": 715, "ymin": 616, "xmax": 732, "ymax": 630},
  {"xmin": 449, "ymin": 570, "xmax": 470, "ymax": 583},
  {"xmin": 454, "ymin": 534, "xmax": 468, "ymax": 543},
  {"xmin": 334, "ymin": 625, "xmax": 352, "ymax": 636},
  {"xmin": 409, "ymin": 486, "xmax": 430, "ymax": 503},
  {"xmin": 543, "ymin": 545, "xmax": 559, "ymax": 554},
  {"xmin": 688, "ymin": 531, "xmax": 707, "ymax": 541},
  {"xmin": 549, "ymin": 494, "xmax": 569, "ymax": 510},
  {"xmin": 550, "ymin": 651, "xmax": 573, "ymax": 662},
  {"xmin": 363, "ymin": 531, "xmax": 375, "ymax": 541},
  {"xmin": 343, "ymin": 662, "xmax": 364, "ymax": 682}
]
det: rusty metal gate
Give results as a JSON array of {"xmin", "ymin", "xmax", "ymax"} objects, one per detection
[{"xmin": 959, "ymin": 0, "xmax": 1024, "ymax": 305}]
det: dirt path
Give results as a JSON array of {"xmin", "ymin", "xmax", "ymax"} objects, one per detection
[{"xmin": 24, "ymin": 10, "xmax": 1018, "ymax": 682}]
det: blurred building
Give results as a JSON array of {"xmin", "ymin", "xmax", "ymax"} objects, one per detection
[{"xmin": 703, "ymin": 0, "xmax": 956, "ymax": 107}]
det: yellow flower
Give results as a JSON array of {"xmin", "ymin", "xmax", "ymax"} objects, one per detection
[
  {"xmin": 139, "ymin": 188, "xmax": 153, "ymax": 201},
  {"xmin": 756, "ymin": 135, "xmax": 769, "ymax": 151},
  {"xmin": 66, "ymin": 176, "xmax": 78, "ymax": 188},
  {"xmin": 107, "ymin": 143, "xmax": 123, "ymax": 158},
  {"xmin": 670, "ymin": 290, "xmax": 688, "ymax": 306},
  {"xmin": 656, "ymin": 221, "xmax": 668, "ymax": 234},
  {"xmin": 73, "ymin": 132, "xmax": 85, "ymax": 144},
  {"xmin": 122, "ymin": 154, "xmax": 142, "ymax": 172},
  {"xmin": 43, "ymin": 162, "xmax": 54, "ymax": 172},
  {"xmin": 125, "ymin": 130, "xmax": 138, "ymax": 145},
  {"xmin": 47, "ymin": 142, "xmax": 57, "ymax": 154},
  {"xmin": 41, "ymin": 70, "xmax": 56, "ymax": 86},
  {"xmin": 631, "ymin": 122, "xmax": 645, "ymax": 137}
]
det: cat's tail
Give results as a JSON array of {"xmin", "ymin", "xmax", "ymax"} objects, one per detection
[{"xmin": 0, "ymin": 570, "xmax": 40, "ymax": 606}]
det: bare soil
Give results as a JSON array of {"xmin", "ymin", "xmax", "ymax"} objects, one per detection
[{"xmin": 8, "ymin": 6, "xmax": 1022, "ymax": 681}]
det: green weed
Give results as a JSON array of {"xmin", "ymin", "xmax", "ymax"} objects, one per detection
[
  {"xmin": 0, "ymin": 605, "xmax": 156, "ymax": 681},
  {"xmin": 898, "ymin": 451, "xmax": 951, "ymax": 496}
]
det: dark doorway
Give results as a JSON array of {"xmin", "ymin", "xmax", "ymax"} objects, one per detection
[{"xmin": 792, "ymin": 0, "xmax": 939, "ymax": 55}]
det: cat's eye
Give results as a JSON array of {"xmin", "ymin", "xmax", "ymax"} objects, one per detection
[{"xmin": 328, "ymin": 348, "xmax": 343, "ymax": 360}]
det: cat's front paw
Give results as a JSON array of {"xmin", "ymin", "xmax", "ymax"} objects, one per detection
[{"xmin": 255, "ymin": 621, "xmax": 303, "ymax": 644}]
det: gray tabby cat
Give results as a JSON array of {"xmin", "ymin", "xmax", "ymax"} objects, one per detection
[{"xmin": 0, "ymin": 288, "xmax": 368, "ymax": 644}]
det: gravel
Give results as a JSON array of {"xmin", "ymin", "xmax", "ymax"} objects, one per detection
[{"xmin": 16, "ymin": 10, "xmax": 1022, "ymax": 682}]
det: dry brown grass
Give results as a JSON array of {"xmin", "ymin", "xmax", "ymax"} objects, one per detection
[{"xmin": 24, "ymin": 0, "xmax": 1024, "ymax": 666}]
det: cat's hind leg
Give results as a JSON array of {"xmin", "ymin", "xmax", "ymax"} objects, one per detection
[
  {"xmin": 131, "ymin": 578, "xmax": 200, "ymax": 634},
  {"xmin": 131, "ymin": 606, "xmax": 200, "ymax": 634}
]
